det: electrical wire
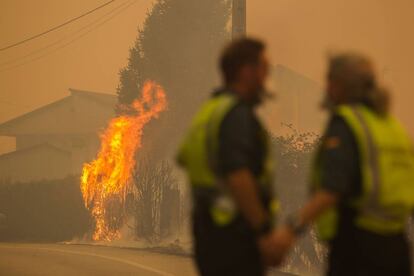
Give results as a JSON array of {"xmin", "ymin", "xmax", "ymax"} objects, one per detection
[
  {"xmin": 0, "ymin": 0, "xmax": 115, "ymax": 52},
  {"xmin": 0, "ymin": 0, "xmax": 138, "ymax": 73},
  {"xmin": 0, "ymin": 0, "xmax": 135, "ymax": 68}
]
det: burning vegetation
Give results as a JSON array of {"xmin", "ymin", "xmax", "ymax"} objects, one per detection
[{"xmin": 80, "ymin": 81, "xmax": 167, "ymax": 241}]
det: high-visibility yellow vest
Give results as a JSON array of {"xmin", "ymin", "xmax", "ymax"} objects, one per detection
[
  {"xmin": 177, "ymin": 93, "xmax": 278, "ymax": 226},
  {"xmin": 313, "ymin": 104, "xmax": 414, "ymax": 241}
]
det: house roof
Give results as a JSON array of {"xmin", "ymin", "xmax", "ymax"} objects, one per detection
[
  {"xmin": 0, "ymin": 89, "xmax": 117, "ymax": 136},
  {"xmin": 69, "ymin": 88, "xmax": 117, "ymax": 107}
]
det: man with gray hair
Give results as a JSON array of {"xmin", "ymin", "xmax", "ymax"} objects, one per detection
[{"xmin": 273, "ymin": 53, "xmax": 414, "ymax": 276}]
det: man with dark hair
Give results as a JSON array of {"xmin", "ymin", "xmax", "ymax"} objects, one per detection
[
  {"xmin": 273, "ymin": 53, "xmax": 414, "ymax": 276},
  {"xmin": 220, "ymin": 39, "xmax": 266, "ymax": 84},
  {"xmin": 177, "ymin": 38, "xmax": 280, "ymax": 276}
]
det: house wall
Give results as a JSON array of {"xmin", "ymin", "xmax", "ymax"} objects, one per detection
[
  {"xmin": 262, "ymin": 65, "xmax": 326, "ymax": 135},
  {"xmin": 15, "ymin": 134, "xmax": 101, "ymax": 175},
  {"xmin": 0, "ymin": 137, "xmax": 15, "ymax": 155},
  {"xmin": 16, "ymin": 134, "xmax": 69, "ymax": 151},
  {"xmin": 0, "ymin": 147, "xmax": 72, "ymax": 183},
  {"xmin": 70, "ymin": 134, "xmax": 101, "ymax": 173}
]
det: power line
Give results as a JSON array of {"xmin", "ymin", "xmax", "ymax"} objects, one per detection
[
  {"xmin": 0, "ymin": 0, "xmax": 137, "ymax": 72},
  {"xmin": 0, "ymin": 0, "xmax": 138, "ymax": 73},
  {"xmin": 0, "ymin": 0, "xmax": 135, "ymax": 68},
  {"xmin": 0, "ymin": 0, "xmax": 115, "ymax": 52}
]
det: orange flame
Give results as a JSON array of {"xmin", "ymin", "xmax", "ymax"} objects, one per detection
[{"xmin": 80, "ymin": 81, "xmax": 167, "ymax": 241}]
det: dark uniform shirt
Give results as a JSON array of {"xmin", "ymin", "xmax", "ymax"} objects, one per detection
[
  {"xmin": 319, "ymin": 113, "xmax": 410, "ymax": 276},
  {"xmin": 193, "ymin": 90, "xmax": 266, "ymax": 276},
  {"xmin": 319, "ymin": 115, "xmax": 361, "ymax": 199},
  {"xmin": 217, "ymin": 97, "xmax": 265, "ymax": 178}
]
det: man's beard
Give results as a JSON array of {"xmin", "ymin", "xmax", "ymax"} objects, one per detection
[
  {"xmin": 321, "ymin": 94, "xmax": 335, "ymax": 111},
  {"xmin": 251, "ymin": 86, "xmax": 274, "ymax": 106}
]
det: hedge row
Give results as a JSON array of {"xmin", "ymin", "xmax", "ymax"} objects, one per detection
[{"xmin": 0, "ymin": 176, "xmax": 91, "ymax": 242}]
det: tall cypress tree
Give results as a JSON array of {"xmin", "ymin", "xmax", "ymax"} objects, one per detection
[
  {"xmin": 116, "ymin": 0, "xmax": 230, "ymax": 241},
  {"xmin": 117, "ymin": 1, "xmax": 231, "ymax": 158}
]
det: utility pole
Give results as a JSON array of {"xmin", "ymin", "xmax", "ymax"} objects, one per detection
[{"xmin": 232, "ymin": 0, "xmax": 246, "ymax": 38}]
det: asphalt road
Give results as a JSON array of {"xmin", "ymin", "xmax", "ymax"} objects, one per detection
[
  {"xmin": 0, "ymin": 243, "xmax": 300, "ymax": 276},
  {"xmin": 0, "ymin": 243, "xmax": 196, "ymax": 276}
]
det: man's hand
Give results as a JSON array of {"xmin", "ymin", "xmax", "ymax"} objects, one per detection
[
  {"xmin": 257, "ymin": 224, "xmax": 300, "ymax": 267},
  {"xmin": 257, "ymin": 227, "xmax": 295, "ymax": 267},
  {"xmin": 272, "ymin": 225, "xmax": 296, "ymax": 263},
  {"xmin": 227, "ymin": 169, "xmax": 269, "ymax": 230},
  {"xmin": 256, "ymin": 190, "xmax": 338, "ymax": 268},
  {"xmin": 257, "ymin": 230, "xmax": 280, "ymax": 267},
  {"xmin": 261, "ymin": 190, "xmax": 338, "ymax": 267}
]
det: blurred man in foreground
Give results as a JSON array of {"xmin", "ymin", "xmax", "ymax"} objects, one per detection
[
  {"xmin": 177, "ymin": 38, "xmax": 279, "ymax": 276},
  {"xmin": 274, "ymin": 53, "xmax": 414, "ymax": 276}
]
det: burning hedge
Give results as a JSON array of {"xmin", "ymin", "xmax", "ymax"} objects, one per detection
[{"xmin": 80, "ymin": 81, "xmax": 167, "ymax": 241}]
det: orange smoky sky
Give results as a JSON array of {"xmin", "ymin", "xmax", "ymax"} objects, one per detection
[
  {"xmin": 249, "ymin": 0, "xmax": 414, "ymax": 136},
  {"xmin": 1, "ymin": 0, "xmax": 414, "ymax": 154}
]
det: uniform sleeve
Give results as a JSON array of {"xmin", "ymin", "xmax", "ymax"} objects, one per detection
[
  {"xmin": 217, "ymin": 103, "xmax": 256, "ymax": 176},
  {"xmin": 319, "ymin": 115, "xmax": 361, "ymax": 199}
]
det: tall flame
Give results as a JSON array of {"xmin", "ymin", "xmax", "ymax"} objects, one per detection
[{"xmin": 80, "ymin": 81, "xmax": 167, "ymax": 241}]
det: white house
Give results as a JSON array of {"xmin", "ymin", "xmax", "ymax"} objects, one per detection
[{"xmin": 0, "ymin": 89, "xmax": 117, "ymax": 183}]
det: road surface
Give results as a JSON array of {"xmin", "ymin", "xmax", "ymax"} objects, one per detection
[
  {"xmin": 0, "ymin": 243, "xmax": 299, "ymax": 276},
  {"xmin": 0, "ymin": 243, "xmax": 196, "ymax": 276}
]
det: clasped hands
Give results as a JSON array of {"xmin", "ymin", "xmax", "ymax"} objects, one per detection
[{"xmin": 257, "ymin": 225, "xmax": 296, "ymax": 267}]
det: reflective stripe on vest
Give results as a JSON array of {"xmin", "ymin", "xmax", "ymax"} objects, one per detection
[
  {"xmin": 350, "ymin": 106, "xmax": 404, "ymax": 227},
  {"xmin": 177, "ymin": 93, "xmax": 277, "ymax": 226},
  {"xmin": 314, "ymin": 104, "xmax": 414, "ymax": 240},
  {"xmin": 177, "ymin": 93, "xmax": 238, "ymax": 187}
]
